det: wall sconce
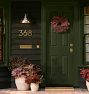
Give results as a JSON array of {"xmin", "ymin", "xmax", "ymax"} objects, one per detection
[{"xmin": 21, "ymin": 13, "xmax": 30, "ymax": 23}]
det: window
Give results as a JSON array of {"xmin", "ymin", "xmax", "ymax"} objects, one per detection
[{"xmin": 84, "ymin": 6, "xmax": 89, "ymax": 64}]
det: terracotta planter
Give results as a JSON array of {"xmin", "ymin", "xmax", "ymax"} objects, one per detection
[
  {"xmin": 86, "ymin": 80, "xmax": 89, "ymax": 91},
  {"xmin": 30, "ymin": 83, "xmax": 39, "ymax": 91},
  {"xmin": 15, "ymin": 77, "xmax": 29, "ymax": 90}
]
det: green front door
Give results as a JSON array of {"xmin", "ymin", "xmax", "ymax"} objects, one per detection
[{"xmin": 46, "ymin": 4, "xmax": 82, "ymax": 86}]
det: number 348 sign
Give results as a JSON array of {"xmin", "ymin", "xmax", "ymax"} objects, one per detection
[{"xmin": 18, "ymin": 30, "xmax": 32, "ymax": 37}]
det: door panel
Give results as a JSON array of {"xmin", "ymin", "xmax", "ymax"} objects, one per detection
[{"xmin": 46, "ymin": 5, "xmax": 80, "ymax": 86}]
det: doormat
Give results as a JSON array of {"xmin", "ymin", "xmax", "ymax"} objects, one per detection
[{"xmin": 45, "ymin": 87, "xmax": 74, "ymax": 91}]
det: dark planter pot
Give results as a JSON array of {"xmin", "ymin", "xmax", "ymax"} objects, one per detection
[{"xmin": 0, "ymin": 66, "xmax": 11, "ymax": 88}]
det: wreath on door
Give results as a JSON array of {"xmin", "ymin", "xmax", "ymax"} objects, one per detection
[{"xmin": 51, "ymin": 16, "xmax": 70, "ymax": 32}]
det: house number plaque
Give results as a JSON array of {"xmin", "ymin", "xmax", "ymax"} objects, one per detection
[{"xmin": 18, "ymin": 29, "xmax": 32, "ymax": 37}]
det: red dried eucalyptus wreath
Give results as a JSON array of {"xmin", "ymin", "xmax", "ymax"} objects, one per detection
[{"xmin": 51, "ymin": 16, "xmax": 70, "ymax": 32}]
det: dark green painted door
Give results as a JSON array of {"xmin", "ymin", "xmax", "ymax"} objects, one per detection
[{"xmin": 46, "ymin": 5, "xmax": 81, "ymax": 86}]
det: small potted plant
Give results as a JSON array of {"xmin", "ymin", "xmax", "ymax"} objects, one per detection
[
  {"xmin": 80, "ymin": 68, "xmax": 89, "ymax": 91},
  {"xmin": 26, "ymin": 64, "xmax": 43, "ymax": 91},
  {"xmin": 10, "ymin": 56, "xmax": 43, "ymax": 91}
]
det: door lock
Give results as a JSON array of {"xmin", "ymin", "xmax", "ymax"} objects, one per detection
[{"xmin": 69, "ymin": 43, "xmax": 74, "ymax": 47}]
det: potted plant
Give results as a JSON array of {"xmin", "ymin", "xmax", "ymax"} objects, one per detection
[
  {"xmin": 80, "ymin": 68, "xmax": 89, "ymax": 91},
  {"xmin": 26, "ymin": 64, "xmax": 43, "ymax": 91},
  {"xmin": 10, "ymin": 56, "xmax": 43, "ymax": 91},
  {"xmin": 10, "ymin": 56, "xmax": 31, "ymax": 90}
]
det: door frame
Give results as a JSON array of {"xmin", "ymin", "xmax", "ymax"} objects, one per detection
[{"xmin": 0, "ymin": 1, "xmax": 10, "ymax": 66}]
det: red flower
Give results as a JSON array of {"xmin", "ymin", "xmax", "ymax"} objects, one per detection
[{"xmin": 80, "ymin": 68, "xmax": 89, "ymax": 81}]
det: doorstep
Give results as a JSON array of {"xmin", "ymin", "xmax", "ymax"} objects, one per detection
[
  {"xmin": 0, "ymin": 88, "xmax": 88, "ymax": 94},
  {"xmin": 45, "ymin": 87, "xmax": 74, "ymax": 91}
]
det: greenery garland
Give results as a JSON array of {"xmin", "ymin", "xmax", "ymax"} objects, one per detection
[{"xmin": 51, "ymin": 16, "xmax": 70, "ymax": 32}]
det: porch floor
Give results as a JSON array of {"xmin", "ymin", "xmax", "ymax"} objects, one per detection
[{"xmin": 0, "ymin": 88, "xmax": 88, "ymax": 94}]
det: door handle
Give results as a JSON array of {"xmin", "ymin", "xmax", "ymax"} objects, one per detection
[
  {"xmin": 69, "ymin": 48, "xmax": 74, "ymax": 53},
  {"xmin": 69, "ymin": 43, "xmax": 74, "ymax": 53}
]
